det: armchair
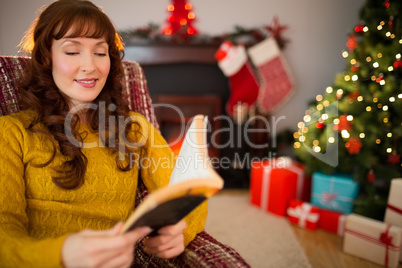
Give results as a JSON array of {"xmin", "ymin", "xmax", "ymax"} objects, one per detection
[{"xmin": 0, "ymin": 56, "xmax": 249, "ymax": 267}]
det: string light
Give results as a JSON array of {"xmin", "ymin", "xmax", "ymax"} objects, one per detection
[
  {"xmin": 347, "ymin": 115, "xmax": 353, "ymax": 121},
  {"xmin": 388, "ymin": 66, "xmax": 394, "ymax": 71},
  {"xmin": 326, "ymin": 87, "xmax": 333, "ymax": 93},
  {"xmin": 359, "ymin": 133, "xmax": 365, "ymax": 138},
  {"xmin": 387, "ymin": 148, "xmax": 392, "ymax": 153},
  {"xmin": 344, "ymin": 75, "xmax": 351, "ymax": 81},
  {"xmin": 387, "ymin": 133, "xmax": 392, "ymax": 138},
  {"xmin": 373, "ymin": 62, "xmax": 379, "ymax": 68},
  {"xmin": 328, "ymin": 137, "xmax": 335, "ymax": 143},
  {"xmin": 352, "ymin": 74, "xmax": 358, "ymax": 81},
  {"xmin": 341, "ymin": 130, "xmax": 350, "ymax": 138},
  {"xmin": 294, "ymin": 142, "xmax": 301, "ymax": 148},
  {"xmin": 316, "ymin": 94, "xmax": 323, "ymax": 101},
  {"xmin": 389, "ymin": 97, "xmax": 395, "ymax": 102},
  {"xmin": 342, "ymin": 51, "xmax": 349, "ymax": 58},
  {"xmin": 303, "ymin": 115, "xmax": 311, "ymax": 122},
  {"xmin": 366, "ymin": 57, "xmax": 372, "ymax": 62},
  {"xmin": 363, "ymin": 26, "xmax": 369, "ymax": 32},
  {"xmin": 314, "ymin": 146, "xmax": 321, "ymax": 153},
  {"xmin": 357, "ymin": 96, "xmax": 363, "ymax": 102},
  {"xmin": 383, "ymin": 105, "xmax": 388, "ymax": 111},
  {"xmin": 376, "ymin": 139, "xmax": 381, "ymax": 144},
  {"xmin": 366, "ymin": 106, "xmax": 372, "ymax": 112}
]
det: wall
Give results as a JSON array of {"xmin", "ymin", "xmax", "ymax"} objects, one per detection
[{"xmin": 0, "ymin": 0, "xmax": 366, "ymax": 132}]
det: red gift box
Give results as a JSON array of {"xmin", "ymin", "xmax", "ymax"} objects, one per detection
[
  {"xmin": 250, "ymin": 157, "xmax": 305, "ymax": 216},
  {"xmin": 318, "ymin": 208, "xmax": 346, "ymax": 236},
  {"xmin": 287, "ymin": 199, "xmax": 320, "ymax": 230}
]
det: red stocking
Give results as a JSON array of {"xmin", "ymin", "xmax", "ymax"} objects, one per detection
[
  {"xmin": 215, "ymin": 41, "xmax": 260, "ymax": 117},
  {"xmin": 248, "ymin": 37, "xmax": 294, "ymax": 113}
]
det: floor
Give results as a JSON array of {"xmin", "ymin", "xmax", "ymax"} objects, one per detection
[{"xmin": 291, "ymin": 225, "xmax": 402, "ymax": 268}]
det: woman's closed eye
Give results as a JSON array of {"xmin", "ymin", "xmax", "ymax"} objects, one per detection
[
  {"xmin": 65, "ymin": 52, "xmax": 79, "ymax": 55},
  {"xmin": 95, "ymin": 53, "xmax": 107, "ymax": 57}
]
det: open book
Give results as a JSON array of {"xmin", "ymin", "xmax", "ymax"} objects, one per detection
[{"xmin": 120, "ymin": 115, "xmax": 224, "ymax": 234}]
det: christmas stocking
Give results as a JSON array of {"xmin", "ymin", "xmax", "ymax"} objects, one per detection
[
  {"xmin": 248, "ymin": 37, "xmax": 294, "ymax": 113},
  {"xmin": 215, "ymin": 41, "xmax": 260, "ymax": 118}
]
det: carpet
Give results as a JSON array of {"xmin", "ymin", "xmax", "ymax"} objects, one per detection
[{"xmin": 205, "ymin": 190, "xmax": 312, "ymax": 268}]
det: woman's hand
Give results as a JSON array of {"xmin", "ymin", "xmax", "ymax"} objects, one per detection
[
  {"xmin": 143, "ymin": 220, "xmax": 186, "ymax": 259},
  {"xmin": 61, "ymin": 222, "xmax": 152, "ymax": 268}
]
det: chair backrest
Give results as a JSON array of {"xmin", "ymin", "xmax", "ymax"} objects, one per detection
[{"xmin": 0, "ymin": 56, "xmax": 158, "ymax": 129}]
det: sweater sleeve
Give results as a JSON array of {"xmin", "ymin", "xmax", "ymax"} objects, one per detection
[
  {"xmin": 0, "ymin": 115, "xmax": 68, "ymax": 267},
  {"xmin": 130, "ymin": 113, "xmax": 208, "ymax": 246}
]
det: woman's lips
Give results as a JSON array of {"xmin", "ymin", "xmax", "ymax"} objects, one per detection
[{"xmin": 75, "ymin": 79, "xmax": 98, "ymax": 88}]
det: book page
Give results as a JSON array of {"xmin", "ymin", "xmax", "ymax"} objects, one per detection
[{"xmin": 169, "ymin": 115, "xmax": 218, "ymax": 186}]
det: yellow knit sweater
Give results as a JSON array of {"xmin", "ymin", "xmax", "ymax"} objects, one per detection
[{"xmin": 0, "ymin": 110, "xmax": 207, "ymax": 267}]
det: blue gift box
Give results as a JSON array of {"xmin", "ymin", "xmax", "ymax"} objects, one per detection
[{"xmin": 311, "ymin": 172, "xmax": 359, "ymax": 214}]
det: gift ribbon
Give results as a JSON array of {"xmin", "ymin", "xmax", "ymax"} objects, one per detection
[
  {"xmin": 345, "ymin": 225, "xmax": 400, "ymax": 267},
  {"xmin": 288, "ymin": 203, "xmax": 319, "ymax": 228},
  {"xmin": 261, "ymin": 166, "xmax": 271, "ymax": 211},
  {"xmin": 387, "ymin": 203, "xmax": 402, "ymax": 215}
]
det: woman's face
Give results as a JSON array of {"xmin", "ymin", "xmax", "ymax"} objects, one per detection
[{"xmin": 51, "ymin": 34, "xmax": 111, "ymax": 108}]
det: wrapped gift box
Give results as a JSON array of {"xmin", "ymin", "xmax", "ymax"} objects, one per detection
[
  {"xmin": 287, "ymin": 199, "xmax": 319, "ymax": 230},
  {"xmin": 311, "ymin": 172, "xmax": 359, "ymax": 214},
  {"xmin": 318, "ymin": 207, "xmax": 346, "ymax": 236},
  {"xmin": 250, "ymin": 157, "xmax": 305, "ymax": 216},
  {"xmin": 384, "ymin": 178, "xmax": 402, "ymax": 262},
  {"xmin": 343, "ymin": 214, "xmax": 401, "ymax": 268}
]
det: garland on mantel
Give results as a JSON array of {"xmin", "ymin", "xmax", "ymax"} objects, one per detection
[{"xmin": 119, "ymin": 17, "xmax": 289, "ymax": 48}]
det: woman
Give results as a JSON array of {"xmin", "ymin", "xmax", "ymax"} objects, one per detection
[{"xmin": 0, "ymin": 0, "xmax": 207, "ymax": 267}]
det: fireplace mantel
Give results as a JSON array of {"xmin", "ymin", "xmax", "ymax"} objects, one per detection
[{"xmin": 124, "ymin": 42, "xmax": 219, "ymax": 65}]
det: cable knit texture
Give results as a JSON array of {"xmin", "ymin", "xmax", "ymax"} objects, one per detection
[{"xmin": 0, "ymin": 109, "xmax": 207, "ymax": 267}]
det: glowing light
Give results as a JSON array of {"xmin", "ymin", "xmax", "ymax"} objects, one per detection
[
  {"xmin": 373, "ymin": 98, "xmax": 378, "ymax": 103},
  {"xmin": 384, "ymin": 118, "xmax": 389, "ymax": 123},
  {"xmin": 167, "ymin": 4, "xmax": 175, "ymax": 11},
  {"xmin": 363, "ymin": 26, "xmax": 369, "ymax": 32},
  {"xmin": 352, "ymin": 75, "xmax": 358, "ymax": 81},
  {"xmin": 350, "ymin": 59, "xmax": 357, "ymax": 64},
  {"xmin": 377, "ymin": 25, "xmax": 383, "ymax": 30},
  {"xmin": 378, "ymin": 103, "xmax": 383, "ymax": 109},
  {"xmin": 313, "ymin": 140, "xmax": 319, "ymax": 146},
  {"xmin": 388, "ymin": 66, "xmax": 394, "ymax": 71},
  {"xmin": 294, "ymin": 142, "xmax": 301, "ymax": 148},
  {"xmin": 344, "ymin": 75, "xmax": 351, "ymax": 81},
  {"xmin": 293, "ymin": 132, "xmax": 300, "ymax": 139},
  {"xmin": 314, "ymin": 146, "xmax": 321, "ymax": 153},
  {"xmin": 380, "ymin": 80, "xmax": 385, "ymax": 85},
  {"xmin": 303, "ymin": 115, "xmax": 311, "ymax": 122},
  {"xmin": 371, "ymin": 76, "xmax": 376, "ymax": 81},
  {"xmin": 347, "ymin": 115, "xmax": 353, "ymax": 121},
  {"xmin": 376, "ymin": 139, "xmax": 381, "ymax": 144},
  {"xmin": 387, "ymin": 133, "xmax": 392, "ymax": 138},
  {"xmin": 397, "ymin": 54, "xmax": 401, "ymax": 60},
  {"xmin": 366, "ymin": 106, "xmax": 372, "ymax": 112},
  {"xmin": 377, "ymin": 53, "xmax": 383, "ymax": 58},
  {"xmin": 303, "ymin": 127, "xmax": 309, "ymax": 133},
  {"xmin": 299, "ymin": 136, "xmax": 306, "ymax": 142},
  {"xmin": 391, "ymin": 34, "xmax": 395, "ymax": 39},
  {"xmin": 180, "ymin": 19, "xmax": 188, "ymax": 25},
  {"xmin": 366, "ymin": 57, "xmax": 372, "ymax": 62},
  {"xmin": 386, "ymin": 32, "xmax": 391, "ymax": 37},
  {"xmin": 328, "ymin": 137, "xmax": 335, "ymax": 143},
  {"xmin": 188, "ymin": 12, "xmax": 195, "ymax": 19},
  {"xmin": 317, "ymin": 104, "xmax": 323, "ymax": 110},
  {"xmin": 390, "ymin": 97, "xmax": 395, "ymax": 102},
  {"xmin": 373, "ymin": 62, "xmax": 379, "ymax": 68},
  {"xmin": 383, "ymin": 105, "xmax": 389, "ymax": 111},
  {"xmin": 316, "ymin": 94, "xmax": 323, "ymax": 101},
  {"xmin": 342, "ymin": 51, "xmax": 349, "ymax": 58},
  {"xmin": 357, "ymin": 96, "xmax": 363, "ymax": 102},
  {"xmin": 341, "ymin": 130, "xmax": 350, "ymax": 138},
  {"xmin": 298, "ymin": 122, "xmax": 305, "ymax": 129},
  {"xmin": 398, "ymin": 94, "xmax": 402, "ymax": 99},
  {"xmin": 326, "ymin": 87, "xmax": 333, "ymax": 93},
  {"xmin": 380, "ymin": 21, "xmax": 385, "ymax": 26},
  {"xmin": 387, "ymin": 148, "xmax": 392, "ymax": 153},
  {"xmin": 323, "ymin": 100, "xmax": 330, "ymax": 107},
  {"xmin": 333, "ymin": 119, "xmax": 340, "ymax": 125},
  {"xmin": 187, "ymin": 27, "xmax": 196, "ymax": 35},
  {"xmin": 164, "ymin": 27, "xmax": 173, "ymax": 35},
  {"xmin": 185, "ymin": 3, "xmax": 193, "ymax": 10},
  {"xmin": 322, "ymin": 114, "xmax": 329, "ymax": 120},
  {"xmin": 359, "ymin": 133, "xmax": 365, "ymax": 138}
]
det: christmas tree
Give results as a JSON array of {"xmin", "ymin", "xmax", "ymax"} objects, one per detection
[
  {"xmin": 294, "ymin": 0, "xmax": 402, "ymax": 220},
  {"xmin": 162, "ymin": 0, "xmax": 198, "ymax": 41}
]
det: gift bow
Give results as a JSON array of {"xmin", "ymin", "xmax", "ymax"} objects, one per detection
[
  {"xmin": 380, "ymin": 225, "xmax": 394, "ymax": 267},
  {"xmin": 288, "ymin": 203, "xmax": 319, "ymax": 228}
]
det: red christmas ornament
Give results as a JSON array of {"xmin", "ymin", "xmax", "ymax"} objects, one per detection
[
  {"xmin": 350, "ymin": 66, "xmax": 359, "ymax": 72},
  {"xmin": 354, "ymin": 24, "xmax": 364, "ymax": 34},
  {"xmin": 345, "ymin": 137, "xmax": 362, "ymax": 155},
  {"xmin": 383, "ymin": 0, "xmax": 390, "ymax": 8},
  {"xmin": 347, "ymin": 34, "xmax": 357, "ymax": 52},
  {"xmin": 348, "ymin": 92, "xmax": 359, "ymax": 100},
  {"xmin": 388, "ymin": 153, "xmax": 401, "ymax": 165},
  {"xmin": 264, "ymin": 16, "xmax": 289, "ymax": 48},
  {"xmin": 338, "ymin": 115, "xmax": 352, "ymax": 132},
  {"xmin": 389, "ymin": 16, "xmax": 394, "ymax": 30},
  {"xmin": 367, "ymin": 169, "xmax": 375, "ymax": 183},
  {"xmin": 394, "ymin": 60, "xmax": 402, "ymax": 69},
  {"xmin": 163, "ymin": 0, "xmax": 198, "ymax": 39},
  {"xmin": 316, "ymin": 122, "xmax": 325, "ymax": 129}
]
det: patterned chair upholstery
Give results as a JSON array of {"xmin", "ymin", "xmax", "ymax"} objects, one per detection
[{"xmin": 0, "ymin": 56, "xmax": 249, "ymax": 268}]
